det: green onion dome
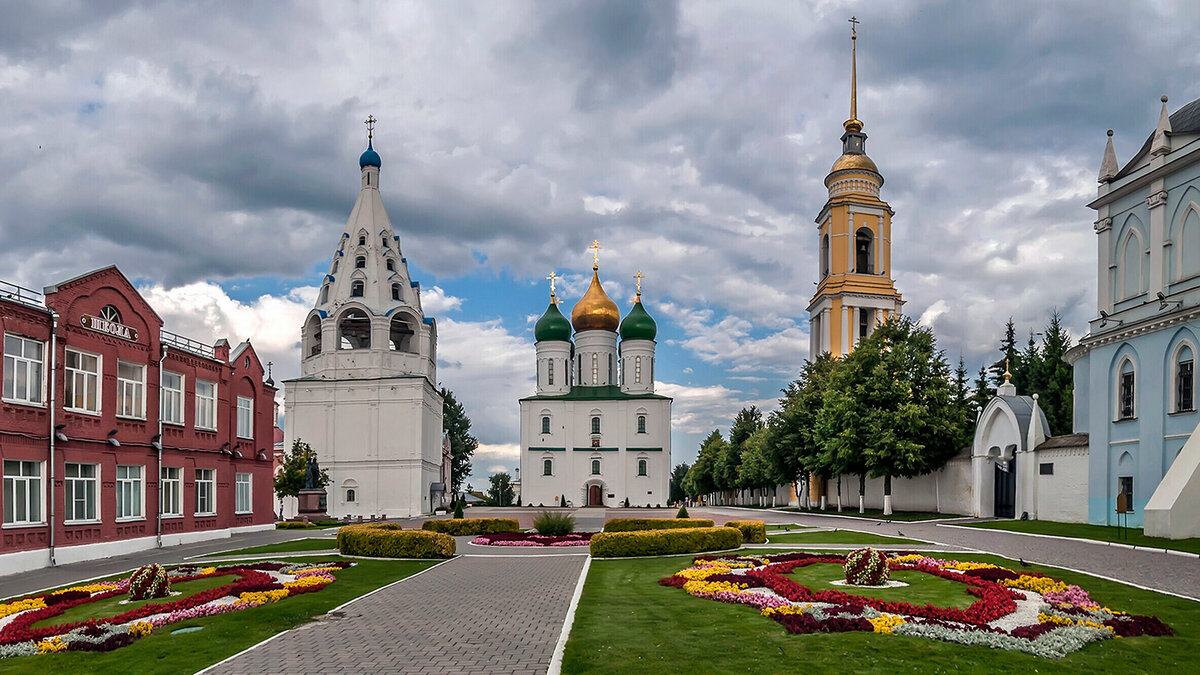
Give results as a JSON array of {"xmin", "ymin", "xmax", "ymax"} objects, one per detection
[
  {"xmin": 619, "ymin": 298, "xmax": 657, "ymax": 341},
  {"xmin": 535, "ymin": 300, "xmax": 572, "ymax": 342}
]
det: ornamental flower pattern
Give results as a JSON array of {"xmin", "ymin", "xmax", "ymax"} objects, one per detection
[
  {"xmin": 660, "ymin": 553, "xmax": 1172, "ymax": 658},
  {"xmin": 0, "ymin": 560, "xmax": 353, "ymax": 659}
]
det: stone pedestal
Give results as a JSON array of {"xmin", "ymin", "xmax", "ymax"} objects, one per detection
[{"xmin": 298, "ymin": 488, "xmax": 328, "ymax": 519}]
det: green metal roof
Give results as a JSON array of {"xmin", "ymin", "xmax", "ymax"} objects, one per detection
[{"xmin": 520, "ymin": 385, "xmax": 671, "ymax": 402}]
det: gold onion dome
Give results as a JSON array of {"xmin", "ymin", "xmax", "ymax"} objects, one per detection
[
  {"xmin": 571, "ymin": 267, "xmax": 620, "ymax": 333},
  {"xmin": 830, "ymin": 151, "xmax": 878, "ymax": 174}
]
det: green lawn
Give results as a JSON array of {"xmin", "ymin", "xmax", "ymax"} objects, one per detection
[
  {"xmin": 0, "ymin": 556, "xmax": 434, "ymax": 674},
  {"xmin": 766, "ymin": 530, "xmax": 924, "ymax": 546},
  {"xmin": 787, "ymin": 563, "xmax": 975, "ymax": 609},
  {"xmin": 764, "ymin": 524, "xmax": 813, "ymax": 532},
  {"xmin": 199, "ymin": 538, "xmax": 339, "ymax": 558},
  {"xmin": 561, "ymin": 551, "xmax": 1199, "ymax": 674},
  {"xmin": 780, "ymin": 507, "xmax": 953, "ymax": 522},
  {"xmin": 32, "ymin": 575, "xmax": 238, "ymax": 628},
  {"xmin": 960, "ymin": 520, "xmax": 1200, "ymax": 555}
]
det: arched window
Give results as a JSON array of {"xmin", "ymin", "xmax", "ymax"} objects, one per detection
[
  {"xmin": 331, "ymin": 259, "xmax": 339, "ymax": 274},
  {"xmin": 392, "ymin": 284, "xmax": 401, "ymax": 301},
  {"xmin": 608, "ymin": 354, "xmax": 613, "ymax": 383},
  {"xmin": 1176, "ymin": 345, "xmax": 1195, "ymax": 413},
  {"xmin": 339, "ymin": 310, "xmax": 371, "ymax": 349},
  {"xmin": 389, "ymin": 315, "xmax": 415, "ymax": 352},
  {"xmin": 591, "ymin": 416, "xmax": 601, "ymax": 434},
  {"xmin": 820, "ymin": 233, "xmax": 830, "ymax": 278},
  {"xmin": 548, "ymin": 360, "xmax": 555, "ymax": 386},
  {"xmin": 346, "ymin": 488, "xmax": 356, "ymax": 502},
  {"xmin": 1117, "ymin": 358, "xmax": 1136, "ymax": 420},
  {"xmin": 635, "ymin": 356, "xmax": 642, "ymax": 384},
  {"xmin": 305, "ymin": 314, "xmax": 322, "ymax": 357},
  {"xmin": 1121, "ymin": 232, "xmax": 1143, "ymax": 299},
  {"xmin": 100, "ymin": 305, "xmax": 122, "ymax": 323},
  {"xmin": 386, "ymin": 258, "xmax": 395, "ymax": 271},
  {"xmin": 319, "ymin": 285, "xmax": 329, "ymax": 305},
  {"xmin": 355, "ymin": 256, "xmax": 366, "ymax": 269},
  {"xmin": 591, "ymin": 459, "xmax": 601, "ymax": 475},
  {"xmin": 351, "ymin": 280, "xmax": 364, "ymax": 297},
  {"xmin": 637, "ymin": 415, "xmax": 646, "ymax": 434},
  {"xmin": 358, "ymin": 233, "xmax": 367, "ymax": 246},
  {"xmin": 1179, "ymin": 207, "xmax": 1200, "ymax": 280},
  {"xmin": 382, "ymin": 235, "xmax": 390, "ymax": 249},
  {"xmin": 591, "ymin": 353, "xmax": 598, "ymax": 384},
  {"xmin": 543, "ymin": 459, "xmax": 553, "ymax": 476},
  {"xmin": 638, "ymin": 459, "xmax": 647, "ymax": 476},
  {"xmin": 541, "ymin": 416, "xmax": 551, "ymax": 434},
  {"xmin": 855, "ymin": 228, "xmax": 874, "ymax": 274}
]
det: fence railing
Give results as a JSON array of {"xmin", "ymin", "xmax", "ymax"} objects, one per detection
[
  {"xmin": 0, "ymin": 279, "xmax": 46, "ymax": 309},
  {"xmin": 161, "ymin": 329, "xmax": 216, "ymax": 359}
]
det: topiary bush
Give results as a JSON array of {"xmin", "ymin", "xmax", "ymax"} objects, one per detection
[
  {"xmin": 676, "ymin": 505, "xmax": 689, "ymax": 518},
  {"xmin": 844, "ymin": 546, "xmax": 891, "ymax": 586},
  {"xmin": 337, "ymin": 523, "xmax": 455, "ymax": 558},
  {"xmin": 590, "ymin": 526, "xmax": 742, "ymax": 558},
  {"xmin": 422, "ymin": 517, "xmax": 521, "ymax": 536},
  {"xmin": 603, "ymin": 517, "xmax": 714, "ymax": 532},
  {"xmin": 724, "ymin": 520, "xmax": 767, "ymax": 544},
  {"xmin": 532, "ymin": 510, "xmax": 576, "ymax": 536},
  {"xmin": 453, "ymin": 499, "xmax": 464, "ymax": 519},
  {"xmin": 127, "ymin": 563, "xmax": 172, "ymax": 600},
  {"xmin": 276, "ymin": 521, "xmax": 316, "ymax": 529}
]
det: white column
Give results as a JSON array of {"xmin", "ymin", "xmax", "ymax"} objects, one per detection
[
  {"xmin": 821, "ymin": 308, "xmax": 831, "ymax": 354},
  {"xmin": 1148, "ymin": 184, "xmax": 1167, "ymax": 297},
  {"xmin": 876, "ymin": 216, "xmax": 883, "ymax": 275},
  {"xmin": 840, "ymin": 305, "xmax": 850, "ymax": 354},
  {"xmin": 1095, "ymin": 215, "xmax": 1112, "ymax": 313}
]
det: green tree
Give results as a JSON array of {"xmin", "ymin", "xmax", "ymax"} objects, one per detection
[
  {"xmin": 1016, "ymin": 329, "xmax": 1044, "ymax": 395},
  {"xmin": 1036, "ymin": 310, "xmax": 1074, "ymax": 435},
  {"xmin": 817, "ymin": 317, "xmax": 966, "ymax": 515},
  {"xmin": 714, "ymin": 436, "xmax": 743, "ymax": 493},
  {"xmin": 728, "ymin": 406, "xmax": 763, "ymax": 451},
  {"xmin": 970, "ymin": 365, "xmax": 992, "ymax": 417},
  {"xmin": 951, "ymin": 356, "xmax": 973, "ymax": 449},
  {"xmin": 989, "ymin": 317, "xmax": 1019, "ymax": 389},
  {"xmin": 764, "ymin": 354, "xmax": 841, "ymax": 491},
  {"xmin": 441, "ymin": 388, "xmax": 478, "ymax": 493},
  {"xmin": 684, "ymin": 430, "xmax": 725, "ymax": 498},
  {"xmin": 737, "ymin": 427, "xmax": 773, "ymax": 490},
  {"xmin": 668, "ymin": 463, "xmax": 690, "ymax": 504},
  {"xmin": 487, "ymin": 472, "xmax": 515, "ymax": 507},
  {"xmin": 273, "ymin": 439, "xmax": 329, "ymax": 498}
]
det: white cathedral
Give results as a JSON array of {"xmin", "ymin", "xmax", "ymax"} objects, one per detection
[
  {"xmin": 284, "ymin": 122, "xmax": 445, "ymax": 518},
  {"xmin": 519, "ymin": 253, "xmax": 672, "ymax": 508}
]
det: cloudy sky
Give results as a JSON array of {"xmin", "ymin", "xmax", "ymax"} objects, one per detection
[{"xmin": 2, "ymin": 1, "xmax": 1199, "ymax": 487}]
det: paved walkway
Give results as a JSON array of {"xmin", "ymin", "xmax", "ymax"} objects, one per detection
[{"xmin": 208, "ymin": 554, "xmax": 586, "ymax": 675}]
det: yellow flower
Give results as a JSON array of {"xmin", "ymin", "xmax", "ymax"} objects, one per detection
[
  {"xmin": 200, "ymin": 567, "xmax": 217, "ymax": 575},
  {"xmin": 129, "ymin": 621, "xmax": 154, "ymax": 637},
  {"xmin": 676, "ymin": 566, "xmax": 734, "ymax": 581},
  {"xmin": 761, "ymin": 604, "xmax": 812, "ymax": 617},
  {"xmin": 682, "ymin": 579, "xmax": 748, "ymax": 596},
  {"xmin": 36, "ymin": 637, "xmax": 67, "ymax": 654},
  {"xmin": 283, "ymin": 576, "xmax": 328, "ymax": 590},
  {"xmin": 239, "ymin": 589, "xmax": 291, "ymax": 605},
  {"xmin": 942, "ymin": 561, "xmax": 998, "ymax": 572},
  {"xmin": 289, "ymin": 566, "xmax": 341, "ymax": 575},
  {"xmin": 1002, "ymin": 575, "xmax": 1068, "ymax": 595},
  {"xmin": 0, "ymin": 597, "xmax": 46, "ymax": 619},
  {"xmin": 52, "ymin": 582, "xmax": 120, "ymax": 595},
  {"xmin": 890, "ymin": 554, "xmax": 927, "ymax": 565},
  {"xmin": 868, "ymin": 614, "xmax": 907, "ymax": 634}
]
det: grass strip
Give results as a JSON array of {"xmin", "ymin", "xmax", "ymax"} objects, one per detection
[
  {"xmin": 766, "ymin": 530, "xmax": 924, "ymax": 546},
  {"xmin": 197, "ymin": 538, "xmax": 338, "ymax": 558},
  {"xmin": 958, "ymin": 520, "xmax": 1200, "ymax": 555},
  {"xmin": 779, "ymin": 507, "xmax": 953, "ymax": 522}
]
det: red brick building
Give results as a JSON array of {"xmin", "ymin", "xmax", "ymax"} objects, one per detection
[{"xmin": 1, "ymin": 266, "xmax": 276, "ymax": 574}]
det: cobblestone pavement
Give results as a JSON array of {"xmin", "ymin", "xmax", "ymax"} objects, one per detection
[
  {"xmin": 207, "ymin": 554, "xmax": 586, "ymax": 675},
  {"xmin": 698, "ymin": 506, "xmax": 1200, "ymax": 600}
]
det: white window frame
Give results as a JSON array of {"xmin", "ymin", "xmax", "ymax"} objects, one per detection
[
  {"xmin": 64, "ymin": 462, "xmax": 99, "ymax": 523},
  {"xmin": 195, "ymin": 468, "xmax": 216, "ymax": 516},
  {"xmin": 235, "ymin": 472, "xmax": 252, "ymax": 514},
  {"xmin": 117, "ymin": 360, "xmax": 146, "ymax": 419},
  {"xmin": 3, "ymin": 334, "xmax": 45, "ymax": 406},
  {"xmin": 115, "ymin": 464, "xmax": 144, "ymax": 521},
  {"xmin": 3, "ymin": 460, "xmax": 44, "ymax": 526},
  {"xmin": 161, "ymin": 371, "xmax": 185, "ymax": 425},
  {"xmin": 195, "ymin": 379, "xmax": 217, "ymax": 431},
  {"xmin": 236, "ymin": 396, "xmax": 254, "ymax": 439},
  {"xmin": 160, "ymin": 466, "xmax": 182, "ymax": 517},
  {"xmin": 64, "ymin": 348, "xmax": 101, "ymax": 415},
  {"xmin": 1115, "ymin": 357, "xmax": 1137, "ymax": 421}
]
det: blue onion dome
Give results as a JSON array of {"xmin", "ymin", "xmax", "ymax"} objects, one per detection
[
  {"xmin": 535, "ymin": 299, "xmax": 572, "ymax": 342},
  {"xmin": 359, "ymin": 140, "xmax": 381, "ymax": 168},
  {"xmin": 619, "ymin": 297, "xmax": 657, "ymax": 341}
]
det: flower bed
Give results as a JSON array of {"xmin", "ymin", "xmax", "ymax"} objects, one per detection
[
  {"xmin": 0, "ymin": 560, "xmax": 352, "ymax": 659},
  {"xmin": 658, "ymin": 552, "xmax": 1172, "ymax": 658},
  {"xmin": 470, "ymin": 532, "xmax": 595, "ymax": 547}
]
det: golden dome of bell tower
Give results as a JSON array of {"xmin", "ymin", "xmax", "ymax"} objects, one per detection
[
  {"xmin": 571, "ymin": 240, "xmax": 621, "ymax": 333},
  {"xmin": 807, "ymin": 17, "xmax": 903, "ymax": 359}
]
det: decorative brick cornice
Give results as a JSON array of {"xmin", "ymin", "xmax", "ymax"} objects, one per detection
[
  {"xmin": 1094, "ymin": 217, "xmax": 1112, "ymax": 233},
  {"xmin": 1147, "ymin": 190, "xmax": 1168, "ymax": 209}
]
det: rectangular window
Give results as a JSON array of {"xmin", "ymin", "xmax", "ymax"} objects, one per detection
[
  {"xmin": 116, "ymin": 465, "xmax": 143, "ymax": 520},
  {"xmin": 3, "ymin": 334, "xmax": 44, "ymax": 405},
  {"xmin": 160, "ymin": 467, "xmax": 182, "ymax": 516},
  {"xmin": 1119, "ymin": 372, "xmax": 1135, "ymax": 420},
  {"xmin": 195, "ymin": 468, "xmax": 215, "ymax": 515},
  {"xmin": 65, "ymin": 349, "xmax": 100, "ymax": 413},
  {"xmin": 543, "ymin": 459, "xmax": 553, "ymax": 476},
  {"xmin": 637, "ymin": 415, "xmax": 647, "ymax": 434},
  {"xmin": 591, "ymin": 353, "xmax": 598, "ymax": 385},
  {"xmin": 548, "ymin": 360, "xmax": 554, "ymax": 386},
  {"xmin": 162, "ymin": 371, "xmax": 184, "ymax": 425},
  {"xmin": 541, "ymin": 416, "xmax": 551, "ymax": 434},
  {"xmin": 236, "ymin": 396, "xmax": 253, "ymax": 439},
  {"xmin": 637, "ymin": 459, "xmax": 648, "ymax": 477},
  {"xmin": 1178, "ymin": 360, "xmax": 1194, "ymax": 412},
  {"xmin": 117, "ymin": 361, "xmax": 146, "ymax": 418},
  {"xmin": 858, "ymin": 308, "xmax": 873, "ymax": 342},
  {"xmin": 195, "ymin": 380, "xmax": 217, "ymax": 430},
  {"xmin": 635, "ymin": 356, "xmax": 642, "ymax": 384},
  {"xmin": 2, "ymin": 460, "xmax": 42, "ymax": 525},
  {"xmin": 1039, "ymin": 463, "xmax": 1054, "ymax": 476},
  {"xmin": 1118, "ymin": 476, "xmax": 1134, "ymax": 510},
  {"xmin": 64, "ymin": 463, "xmax": 98, "ymax": 522},
  {"xmin": 591, "ymin": 416, "xmax": 601, "ymax": 434},
  {"xmin": 235, "ymin": 472, "xmax": 252, "ymax": 513}
]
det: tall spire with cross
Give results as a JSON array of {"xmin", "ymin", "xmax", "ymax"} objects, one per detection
[{"xmin": 845, "ymin": 16, "xmax": 862, "ymax": 133}]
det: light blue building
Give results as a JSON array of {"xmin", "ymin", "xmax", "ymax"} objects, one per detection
[{"xmin": 1067, "ymin": 95, "xmax": 1200, "ymax": 531}]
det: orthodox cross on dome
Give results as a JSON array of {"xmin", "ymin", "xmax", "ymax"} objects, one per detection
[
  {"xmin": 633, "ymin": 270, "xmax": 645, "ymax": 301},
  {"xmin": 267, "ymin": 361, "xmax": 274, "ymax": 378},
  {"xmin": 1003, "ymin": 358, "xmax": 1012, "ymax": 382},
  {"xmin": 364, "ymin": 114, "xmax": 377, "ymax": 142},
  {"xmin": 546, "ymin": 271, "xmax": 562, "ymax": 305},
  {"xmin": 848, "ymin": 16, "xmax": 859, "ymax": 125},
  {"xmin": 588, "ymin": 240, "xmax": 603, "ymax": 269}
]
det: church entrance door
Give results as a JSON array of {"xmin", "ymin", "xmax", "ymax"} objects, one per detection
[
  {"xmin": 588, "ymin": 484, "xmax": 603, "ymax": 506},
  {"xmin": 994, "ymin": 457, "xmax": 1016, "ymax": 519}
]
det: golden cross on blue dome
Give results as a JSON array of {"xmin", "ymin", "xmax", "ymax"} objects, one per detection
[{"xmin": 365, "ymin": 114, "xmax": 377, "ymax": 142}]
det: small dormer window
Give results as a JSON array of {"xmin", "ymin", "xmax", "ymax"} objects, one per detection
[
  {"xmin": 392, "ymin": 284, "xmax": 401, "ymax": 301},
  {"xmin": 243, "ymin": 356, "xmax": 250, "ymax": 369},
  {"xmin": 351, "ymin": 281, "xmax": 364, "ymax": 297},
  {"xmin": 358, "ymin": 234, "xmax": 366, "ymax": 246},
  {"xmin": 382, "ymin": 235, "xmax": 389, "ymax": 249},
  {"xmin": 355, "ymin": 256, "xmax": 366, "ymax": 269},
  {"xmin": 331, "ymin": 259, "xmax": 339, "ymax": 273},
  {"xmin": 386, "ymin": 258, "xmax": 395, "ymax": 271}
]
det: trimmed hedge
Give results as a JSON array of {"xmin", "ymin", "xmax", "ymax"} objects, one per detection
[
  {"xmin": 337, "ymin": 523, "xmax": 455, "ymax": 558},
  {"xmin": 590, "ymin": 526, "xmax": 742, "ymax": 558},
  {"xmin": 724, "ymin": 519, "xmax": 767, "ymax": 544},
  {"xmin": 421, "ymin": 517, "xmax": 521, "ymax": 536},
  {"xmin": 602, "ymin": 517, "xmax": 715, "ymax": 533},
  {"xmin": 276, "ymin": 521, "xmax": 315, "ymax": 530}
]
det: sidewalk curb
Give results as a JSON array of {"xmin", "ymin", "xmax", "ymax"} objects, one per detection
[
  {"xmin": 934, "ymin": 523, "xmax": 1200, "ymax": 559},
  {"xmin": 547, "ymin": 556, "xmax": 591, "ymax": 675}
]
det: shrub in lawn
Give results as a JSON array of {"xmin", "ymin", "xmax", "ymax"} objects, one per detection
[
  {"xmin": 844, "ymin": 547, "xmax": 890, "ymax": 585},
  {"xmin": 724, "ymin": 519, "xmax": 767, "ymax": 543},
  {"xmin": 453, "ymin": 499, "xmax": 464, "ymax": 519},
  {"xmin": 676, "ymin": 505, "xmax": 689, "ymax": 518},
  {"xmin": 128, "ymin": 563, "xmax": 172, "ymax": 600},
  {"xmin": 603, "ymin": 517, "xmax": 714, "ymax": 532},
  {"xmin": 422, "ymin": 517, "xmax": 521, "ymax": 536},
  {"xmin": 337, "ymin": 523, "xmax": 455, "ymax": 558},
  {"xmin": 276, "ymin": 521, "xmax": 316, "ymax": 530},
  {"xmin": 533, "ymin": 510, "xmax": 576, "ymax": 536},
  {"xmin": 590, "ymin": 526, "xmax": 742, "ymax": 557}
]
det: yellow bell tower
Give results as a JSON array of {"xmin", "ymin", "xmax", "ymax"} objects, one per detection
[{"xmin": 808, "ymin": 17, "xmax": 903, "ymax": 359}]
